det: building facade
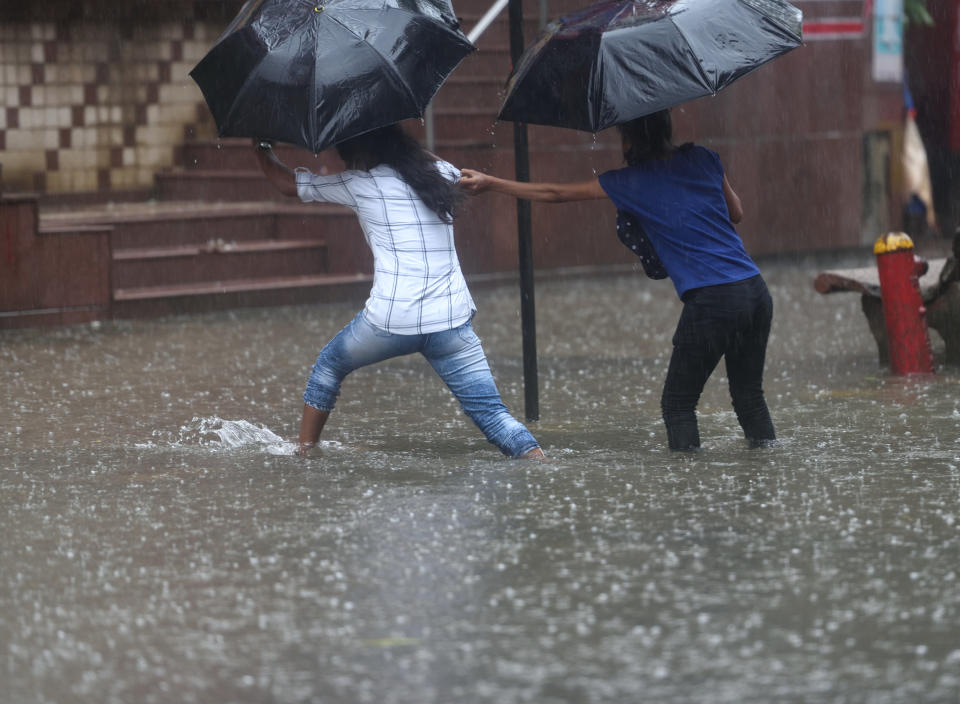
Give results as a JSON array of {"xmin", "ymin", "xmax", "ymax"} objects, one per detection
[
  {"xmin": 0, "ymin": 1, "xmax": 229, "ymax": 196},
  {"xmin": 0, "ymin": 0, "xmax": 936, "ymax": 327}
]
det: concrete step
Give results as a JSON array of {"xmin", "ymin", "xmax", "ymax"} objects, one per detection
[
  {"xmin": 110, "ymin": 272, "xmax": 373, "ymax": 319},
  {"xmin": 111, "ymin": 237, "xmax": 329, "ymax": 289},
  {"xmin": 38, "ymin": 199, "xmax": 376, "ymax": 320},
  {"xmin": 111, "ymin": 212, "xmax": 276, "ymax": 250},
  {"xmin": 155, "ymin": 169, "xmax": 286, "ymax": 202},
  {"xmin": 40, "ymin": 200, "xmax": 355, "ymax": 250},
  {"xmin": 270, "ymin": 211, "xmax": 370, "ymax": 275}
]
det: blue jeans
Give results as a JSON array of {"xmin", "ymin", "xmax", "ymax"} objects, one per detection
[
  {"xmin": 662, "ymin": 275, "xmax": 776, "ymax": 450},
  {"xmin": 303, "ymin": 312, "xmax": 540, "ymax": 457}
]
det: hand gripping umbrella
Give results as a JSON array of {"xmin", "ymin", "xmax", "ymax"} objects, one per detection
[
  {"xmin": 498, "ymin": 0, "xmax": 803, "ymax": 132},
  {"xmin": 190, "ymin": 0, "xmax": 475, "ymax": 152}
]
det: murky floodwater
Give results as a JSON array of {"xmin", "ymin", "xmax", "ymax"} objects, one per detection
[{"xmin": 2, "ymin": 259, "xmax": 959, "ymax": 703}]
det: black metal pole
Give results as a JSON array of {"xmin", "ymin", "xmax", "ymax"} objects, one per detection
[{"xmin": 507, "ymin": 0, "xmax": 539, "ymax": 421}]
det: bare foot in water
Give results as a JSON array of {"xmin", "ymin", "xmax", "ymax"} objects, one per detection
[
  {"xmin": 294, "ymin": 441, "xmax": 316, "ymax": 457},
  {"xmin": 521, "ymin": 447, "xmax": 546, "ymax": 460}
]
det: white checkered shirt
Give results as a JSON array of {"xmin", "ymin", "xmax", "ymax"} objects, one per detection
[{"xmin": 296, "ymin": 160, "xmax": 476, "ymax": 335}]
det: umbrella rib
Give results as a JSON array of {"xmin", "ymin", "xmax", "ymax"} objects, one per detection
[
  {"xmin": 309, "ymin": 22, "xmax": 318, "ymax": 151},
  {"xmin": 669, "ymin": 18, "xmax": 717, "ymax": 94},
  {"xmin": 332, "ymin": 6, "xmax": 468, "ymax": 43},
  {"xmin": 737, "ymin": 0, "xmax": 803, "ymax": 42},
  {"xmin": 325, "ymin": 13, "xmax": 424, "ymax": 115}
]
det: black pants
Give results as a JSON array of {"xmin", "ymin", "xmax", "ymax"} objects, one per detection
[{"xmin": 661, "ymin": 275, "xmax": 776, "ymax": 450}]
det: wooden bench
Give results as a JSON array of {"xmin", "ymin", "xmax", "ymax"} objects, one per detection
[{"xmin": 813, "ymin": 238, "xmax": 960, "ymax": 365}]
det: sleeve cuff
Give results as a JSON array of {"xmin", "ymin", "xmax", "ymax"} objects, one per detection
[
  {"xmin": 294, "ymin": 167, "xmax": 313, "ymax": 184},
  {"xmin": 294, "ymin": 167, "xmax": 313, "ymax": 200}
]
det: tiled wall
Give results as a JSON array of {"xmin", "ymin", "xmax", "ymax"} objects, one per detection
[{"xmin": 0, "ymin": 19, "xmax": 221, "ymax": 194}]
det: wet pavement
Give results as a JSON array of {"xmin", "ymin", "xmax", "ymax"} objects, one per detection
[{"xmin": 2, "ymin": 258, "xmax": 959, "ymax": 703}]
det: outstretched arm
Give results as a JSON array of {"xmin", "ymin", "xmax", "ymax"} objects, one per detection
[
  {"xmin": 252, "ymin": 140, "xmax": 297, "ymax": 198},
  {"xmin": 460, "ymin": 168, "xmax": 607, "ymax": 203}
]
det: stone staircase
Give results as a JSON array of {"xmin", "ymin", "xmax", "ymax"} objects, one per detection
[
  {"xmin": 37, "ymin": 135, "xmax": 375, "ymax": 318},
  {"xmin": 34, "ymin": 1, "xmax": 626, "ymax": 321}
]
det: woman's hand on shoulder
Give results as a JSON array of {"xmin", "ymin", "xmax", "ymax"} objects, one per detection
[{"xmin": 459, "ymin": 168, "xmax": 491, "ymax": 194}]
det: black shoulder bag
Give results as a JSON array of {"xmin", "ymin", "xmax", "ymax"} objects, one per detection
[{"xmin": 616, "ymin": 209, "xmax": 668, "ymax": 279}]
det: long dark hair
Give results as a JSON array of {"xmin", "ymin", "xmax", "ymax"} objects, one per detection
[
  {"xmin": 335, "ymin": 124, "xmax": 463, "ymax": 223},
  {"xmin": 618, "ymin": 109, "xmax": 686, "ymax": 165}
]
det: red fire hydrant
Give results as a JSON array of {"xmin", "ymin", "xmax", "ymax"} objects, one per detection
[{"xmin": 874, "ymin": 232, "xmax": 934, "ymax": 375}]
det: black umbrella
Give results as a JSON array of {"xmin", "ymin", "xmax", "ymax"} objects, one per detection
[
  {"xmin": 190, "ymin": 0, "xmax": 475, "ymax": 152},
  {"xmin": 498, "ymin": 0, "xmax": 803, "ymax": 132}
]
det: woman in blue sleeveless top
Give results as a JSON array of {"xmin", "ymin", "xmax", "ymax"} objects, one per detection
[{"xmin": 461, "ymin": 110, "xmax": 776, "ymax": 451}]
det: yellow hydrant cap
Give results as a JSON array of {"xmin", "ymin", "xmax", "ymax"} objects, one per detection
[{"xmin": 874, "ymin": 232, "xmax": 914, "ymax": 255}]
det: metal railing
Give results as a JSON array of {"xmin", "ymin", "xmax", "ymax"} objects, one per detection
[
  {"xmin": 425, "ymin": 0, "xmax": 547, "ymax": 151},
  {"xmin": 467, "ymin": 0, "xmax": 511, "ymax": 43}
]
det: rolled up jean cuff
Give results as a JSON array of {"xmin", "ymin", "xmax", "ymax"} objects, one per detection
[
  {"xmin": 303, "ymin": 381, "xmax": 338, "ymax": 412},
  {"xmin": 303, "ymin": 397, "xmax": 335, "ymax": 413},
  {"xmin": 501, "ymin": 427, "xmax": 540, "ymax": 458}
]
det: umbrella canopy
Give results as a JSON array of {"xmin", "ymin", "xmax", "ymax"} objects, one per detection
[
  {"xmin": 498, "ymin": 0, "xmax": 803, "ymax": 132},
  {"xmin": 190, "ymin": 0, "xmax": 475, "ymax": 152}
]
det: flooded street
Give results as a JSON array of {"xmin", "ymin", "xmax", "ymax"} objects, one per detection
[{"xmin": 2, "ymin": 260, "xmax": 959, "ymax": 703}]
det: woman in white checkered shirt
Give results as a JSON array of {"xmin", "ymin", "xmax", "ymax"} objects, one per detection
[{"xmin": 254, "ymin": 124, "xmax": 543, "ymax": 459}]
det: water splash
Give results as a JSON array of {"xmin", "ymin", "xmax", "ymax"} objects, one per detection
[
  {"xmin": 135, "ymin": 416, "xmax": 350, "ymax": 455},
  {"xmin": 176, "ymin": 416, "xmax": 296, "ymax": 455}
]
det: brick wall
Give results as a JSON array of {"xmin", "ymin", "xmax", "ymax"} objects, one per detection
[{"xmin": 0, "ymin": 1, "xmax": 238, "ymax": 195}]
